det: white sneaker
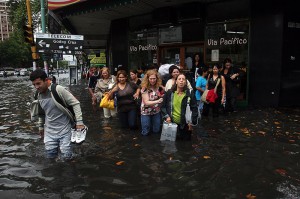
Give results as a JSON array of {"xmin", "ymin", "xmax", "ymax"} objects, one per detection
[
  {"xmin": 71, "ymin": 128, "xmax": 77, "ymax": 143},
  {"xmin": 75, "ymin": 125, "xmax": 88, "ymax": 144}
]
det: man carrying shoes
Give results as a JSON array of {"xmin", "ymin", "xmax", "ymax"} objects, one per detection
[{"xmin": 30, "ymin": 69, "xmax": 87, "ymax": 161}]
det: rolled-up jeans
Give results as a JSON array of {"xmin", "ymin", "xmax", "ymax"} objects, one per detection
[
  {"xmin": 141, "ymin": 112, "xmax": 161, "ymax": 135},
  {"xmin": 44, "ymin": 129, "xmax": 72, "ymax": 160}
]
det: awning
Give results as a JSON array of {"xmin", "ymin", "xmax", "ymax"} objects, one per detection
[{"xmin": 48, "ymin": 0, "xmax": 86, "ymax": 10}]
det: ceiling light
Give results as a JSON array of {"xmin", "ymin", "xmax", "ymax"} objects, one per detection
[{"xmin": 226, "ymin": 31, "xmax": 245, "ymax": 34}]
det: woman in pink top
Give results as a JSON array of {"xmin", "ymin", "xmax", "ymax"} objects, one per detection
[{"xmin": 140, "ymin": 70, "xmax": 164, "ymax": 136}]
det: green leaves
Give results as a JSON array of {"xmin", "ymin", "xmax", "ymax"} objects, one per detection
[{"xmin": 0, "ymin": 0, "xmax": 42, "ymax": 67}]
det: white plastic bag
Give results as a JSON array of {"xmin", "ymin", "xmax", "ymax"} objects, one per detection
[
  {"xmin": 160, "ymin": 122, "xmax": 178, "ymax": 142},
  {"xmin": 185, "ymin": 104, "xmax": 192, "ymax": 124},
  {"xmin": 158, "ymin": 64, "xmax": 175, "ymax": 77},
  {"xmin": 108, "ymin": 77, "xmax": 115, "ymax": 90},
  {"xmin": 30, "ymin": 100, "xmax": 39, "ymax": 121}
]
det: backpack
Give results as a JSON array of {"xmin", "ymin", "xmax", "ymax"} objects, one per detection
[{"xmin": 33, "ymin": 84, "xmax": 76, "ymax": 122}]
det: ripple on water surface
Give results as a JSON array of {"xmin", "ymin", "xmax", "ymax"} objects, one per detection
[{"xmin": 0, "ymin": 178, "xmax": 31, "ymax": 188}]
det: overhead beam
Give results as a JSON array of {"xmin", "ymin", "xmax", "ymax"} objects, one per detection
[{"xmin": 84, "ymin": 34, "xmax": 108, "ymax": 40}]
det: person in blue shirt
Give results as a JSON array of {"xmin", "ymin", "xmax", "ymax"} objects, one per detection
[{"xmin": 195, "ymin": 68, "xmax": 208, "ymax": 115}]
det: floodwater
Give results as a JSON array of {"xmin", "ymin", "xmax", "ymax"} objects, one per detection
[{"xmin": 0, "ymin": 75, "xmax": 299, "ymax": 199}]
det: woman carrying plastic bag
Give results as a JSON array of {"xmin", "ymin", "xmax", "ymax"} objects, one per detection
[{"xmin": 161, "ymin": 73, "xmax": 198, "ymax": 141}]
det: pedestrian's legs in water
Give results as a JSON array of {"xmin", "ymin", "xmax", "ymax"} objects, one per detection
[
  {"xmin": 127, "ymin": 109, "xmax": 137, "ymax": 129},
  {"xmin": 103, "ymin": 108, "xmax": 117, "ymax": 118},
  {"xmin": 151, "ymin": 112, "xmax": 161, "ymax": 134},
  {"xmin": 141, "ymin": 115, "xmax": 151, "ymax": 135}
]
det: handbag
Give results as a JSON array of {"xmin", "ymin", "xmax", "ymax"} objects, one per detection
[
  {"xmin": 99, "ymin": 94, "xmax": 114, "ymax": 109},
  {"xmin": 160, "ymin": 122, "xmax": 178, "ymax": 142},
  {"xmin": 201, "ymin": 78, "xmax": 220, "ymax": 104},
  {"xmin": 206, "ymin": 89, "xmax": 218, "ymax": 103},
  {"xmin": 201, "ymin": 90, "xmax": 209, "ymax": 104}
]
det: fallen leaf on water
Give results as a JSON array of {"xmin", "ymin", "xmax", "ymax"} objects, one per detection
[
  {"xmin": 116, "ymin": 161, "xmax": 125, "ymax": 166},
  {"xmin": 240, "ymin": 128, "xmax": 251, "ymax": 136},
  {"xmin": 275, "ymin": 168, "xmax": 287, "ymax": 176},
  {"xmin": 203, "ymin": 156, "xmax": 211, "ymax": 159},
  {"xmin": 240, "ymin": 128, "xmax": 248, "ymax": 132},
  {"xmin": 103, "ymin": 127, "xmax": 111, "ymax": 130},
  {"xmin": 257, "ymin": 131, "xmax": 266, "ymax": 136},
  {"xmin": 246, "ymin": 193, "xmax": 256, "ymax": 199}
]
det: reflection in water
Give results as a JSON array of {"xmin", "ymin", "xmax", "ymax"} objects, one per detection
[{"xmin": 0, "ymin": 76, "xmax": 299, "ymax": 198}]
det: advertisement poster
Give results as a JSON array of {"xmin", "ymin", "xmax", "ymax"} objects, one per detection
[{"xmin": 211, "ymin": 49, "xmax": 219, "ymax": 62}]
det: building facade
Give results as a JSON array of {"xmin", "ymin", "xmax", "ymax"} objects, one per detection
[
  {"xmin": 108, "ymin": 0, "xmax": 300, "ymax": 107},
  {"xmin": 0, "ymin": 0, "xmax": 12, "ymax": 41},
  {"xmin": 52, "ymin": 0, "xmax": 299, "ymax": 107}
]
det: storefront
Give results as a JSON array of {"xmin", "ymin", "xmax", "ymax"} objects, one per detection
[
  {"xmin": 51, "ymin": 0, "xmax": 299, "ymax": 106},
  {"xmin": 123, "ymin": 1, "xmax": 249, "ymax": 105},
  {"xmin": 128, "ymin": 28, "xmax": 158, "ymax": 70},
  {"xmin": 205, "ymin": 20, "xmax": 249, "ymax": 104}
]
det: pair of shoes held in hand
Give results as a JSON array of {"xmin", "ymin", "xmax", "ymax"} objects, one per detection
[{"xmin": 71, "ymin": 125, "xmax": 88, "ymax": 144}]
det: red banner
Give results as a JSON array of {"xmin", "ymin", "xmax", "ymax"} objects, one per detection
[{"xmin": 48, "ymin": 0, "xmax": 83, "ymax": 10}]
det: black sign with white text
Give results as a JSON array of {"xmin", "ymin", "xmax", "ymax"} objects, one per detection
[{"xmin": 35, "ymin": 33, "xmax": 84, "ymax": 52}]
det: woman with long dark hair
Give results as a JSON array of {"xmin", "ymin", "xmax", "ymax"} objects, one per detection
[
  {"xmin": 161, "ymin": 73, "xmax": 198, "ymax": 140},
  {"xmin": 221, "ymin": 58, "xmax": 240, "ymax": 112},
  {"xmin": 108, "ymin": 70, "xmax": 140, "ymax": 129},
  {"xmin": 202, "ymin": 64, "xmax": 226, "ymax": 118},
  {"xmin": 130, "ymin": 69, "xmax": 142, "ymax": 86},
  {"xmin": 165, "ymin": 65, "xmax": 193, "ymax": 92}
]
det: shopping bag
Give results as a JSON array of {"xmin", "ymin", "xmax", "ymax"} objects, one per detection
[
  {"xmin": 30, "ymin": 100, "xmax": 39, "ymax": 121},
  {"xmin": 201, "ymin": 90, "xmax": 209, "ymax": 104},
  {"xmin": 160, "ymin": 122, "xmax": 178, "ymax": 142},
  {"xmin": 99, "ymin": 94, "xmax": 114, "ymax": 109},
  {"xmin": 206, "ymin": 89, "xmax": 218, "ymax": 103},
  {"xmin": 185, "ymin": 98, "xmax": 192, "ymax": 124}
]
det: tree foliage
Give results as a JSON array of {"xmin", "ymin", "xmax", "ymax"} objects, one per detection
[{"xmin": 0, "ymin": 0, "xmax": 43, "ymax": 68}]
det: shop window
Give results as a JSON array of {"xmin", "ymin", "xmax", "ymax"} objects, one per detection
[
  {"xmin": 205, "ymin": 20, "xmax": 249, "ymax": 102},
  {"xmin": 159, "ymin": 26, "xmax": 182, "ymax": 44},
  {"xmin": 128, "ymin": 28, "xmax": 158, "ymax": 71}
]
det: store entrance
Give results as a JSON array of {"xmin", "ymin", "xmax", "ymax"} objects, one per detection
[
  {"xmin": 158, "ymin": 43, "xmax": 204, "ymax": 88},
  {"xmin": 158, "ymin": 43, "xmax": 204, "ymax": 70}
]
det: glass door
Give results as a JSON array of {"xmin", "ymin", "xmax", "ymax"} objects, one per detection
[{"xmin": 160, "ymin": 47, "xmax": 180, "ymax": 65}]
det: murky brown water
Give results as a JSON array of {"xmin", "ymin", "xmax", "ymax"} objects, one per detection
[{"xmin": 0, "ymin": 75, "xmax": 299, "ymax": 198}]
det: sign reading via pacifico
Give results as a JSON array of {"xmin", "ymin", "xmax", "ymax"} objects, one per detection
[
  {"xmin": 207, "ymin": 37, "xmax": 248, "ymax": 46},
  {"xmin": 129, "ymin": 44, "xmax": 157, "ymax": 52}
]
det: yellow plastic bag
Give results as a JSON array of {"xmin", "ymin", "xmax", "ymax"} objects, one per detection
[{"xmin": 99, "ymin": 94, "xmax": 114, "ymax": 110}]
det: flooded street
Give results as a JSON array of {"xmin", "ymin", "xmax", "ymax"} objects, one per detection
[{"xmin": 0, "ymin": 75, "xmax": 299, "ymax": 199}]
